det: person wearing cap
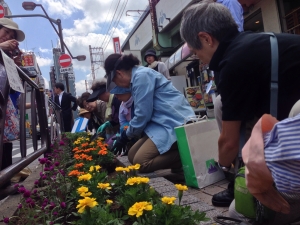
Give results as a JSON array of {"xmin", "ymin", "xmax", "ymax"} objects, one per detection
[
  {"xmin": 78, "ymin": 108, "xmax": 99, "ymax": 132},
  {"xmin": 104, "ymin": 53, "xmax": 195, "ymax": 173},
  {"xmin": 0, "ymin": 18, "xmax": 25, "ymax": 54},
  {"xmin": 1, "ymin": 18, "xmax": 26, "ymax": 195},
  {"xmin": 86, "ymin": 78, "xmax": 121, "ymax": 138},
  {"xmin": 110, "ymin": 86, "xmax": 133, "ymax": 130},
  {"xmin": 77, "ymin": 92, "xmax": 106, "ymax": 127},
  {"xmin": 144, "ymin": 49, "xmax": 171, "ymax": 80}
]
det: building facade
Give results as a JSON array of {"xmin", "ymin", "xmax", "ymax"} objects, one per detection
[{"xmin": 121, "ymin": 0, "xmax": 300, "ymax": 113}]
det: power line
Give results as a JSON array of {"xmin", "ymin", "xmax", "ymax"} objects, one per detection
[
  {"xmin": 100, "ymin": 0, "xmax": 121, "ymax": 49},
  {"xmin": 103, "ymin": 0, "xmax": 128, "ymax": 52},
  {"xmin": 93, "ymin": 0, "xmax": 115, "ymax": 47}
]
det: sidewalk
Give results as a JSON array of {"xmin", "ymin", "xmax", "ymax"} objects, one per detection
[{"xmin": 117, "ymin": 156, "xmax": 229, "ymax": 224}]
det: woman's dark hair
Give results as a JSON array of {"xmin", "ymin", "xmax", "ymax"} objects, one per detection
[
  {"xmin": 104, "ymin": 53, "xmax": 140, "ymax": 75},
  {"xmin": 77, "ymin": 92, "xmax": 91, "ymax": 108},
  {"xmin": 55, "ymin": 82, "xmax": 65, "ymax": 91}
]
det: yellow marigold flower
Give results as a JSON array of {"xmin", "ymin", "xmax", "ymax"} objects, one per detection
[
  {"xmin": 95, "ymin": 165, "xmax": 101, "ymax": 171},
  {"xmin": 128, "ymin": 201, "xmax": 153, "ymax": 217},
  {"xmin": 89, "ymin": 166, "xmax": 94, "ymax": 172},
  {"xmin": 89, "ymin": 142, "xmax": 95, "ymax": 145},
  {"xmin": 97, "ymin": 183, "xmax": 112, "ymax": 190},
  {"xmin": 132, "ymin": 164, "xmax": 140, "ymax": 170},
  {"xmin": 161, "ymin": 196, "xmax": 176, "ymax": 205},
  {"xmin": 106, "ymin": 199, "xmax": 113, "ymax": 205},
  {"xmin": 76, "ymin": 197, "xmax": 98, "ymax": 214},
  {"xmin": 78, "ymin": 173, "xmax": 92, "ymax": 181},
  {"xmin": 126, "ymin": 177, "xmax": 140, "ymax": 185},
  {"xmin": 139, "ymin": 177, "xmax": 149, "ymax": 183},
  {"xmin": 115, "ymin": 167, "xmax": 130, "ymax": 172},
  {"xmin": 77, "ymin": 186, "xmax": 89, "ymax": 194},
  {"xmin": 80, "ymin": 192, "xmax": 92, "ymax": 197},
  {"xmin": 175, "ymin": 184, "xmax": 188, "ymax": 191}
]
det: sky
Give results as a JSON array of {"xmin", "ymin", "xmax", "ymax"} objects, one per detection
[{"xmin": 7, "ymin": 0, "xmax": 149, "ymax": 96}]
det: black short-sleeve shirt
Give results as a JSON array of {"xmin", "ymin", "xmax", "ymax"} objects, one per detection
[{"xmin": 210, "ymin": 28, "xmax": 300, "ymax": 121}]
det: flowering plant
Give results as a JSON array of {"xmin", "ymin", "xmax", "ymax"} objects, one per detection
[{"xmin": 2, "ymin": 133, "xmax": 208, "ymax": 225}]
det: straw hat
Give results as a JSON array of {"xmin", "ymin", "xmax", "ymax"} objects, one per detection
[
  {"xmin": 79, "ymin": 108, "xmax": 89, "ymax": 116},
  {"xmin": 0, "ymin": 18, "xmax": 25, "ymax": 42}
]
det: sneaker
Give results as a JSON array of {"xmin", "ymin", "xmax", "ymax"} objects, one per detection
[{"xmin": 212, "ymin": 182, "xmax": 234, "ymax": 207}]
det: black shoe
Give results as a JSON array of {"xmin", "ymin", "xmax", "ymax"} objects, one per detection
[{"xmin": 212, "ymin": 182, "xmax": 234, "ymax": 207}]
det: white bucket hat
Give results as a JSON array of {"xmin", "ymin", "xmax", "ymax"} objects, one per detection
[{"xmin": 0, "ymin": 18, "xmax": 25, "ymax": 42}]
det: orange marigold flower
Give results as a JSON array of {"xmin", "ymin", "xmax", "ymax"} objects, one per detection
[
  {"xmin": 86, "ymin": 156, "xmax": 93, "ymax": 161},
  {"xmin": 73, "ymin": 147, "xmax": 79, "ymax": 152},
  {"xmin": 74, "ymin": 154, "xmax": 81, "ymax": 160},
  {"xmin": 68, "ymin": 170, "xmax": 82, "ymax": 177},
  {"xmin": 98, "ymin": 149, "xmax": 107, "ymax": 155},
  {"xmin": 75, "ymin": 163, "xmax": 84, "ymax": 168},
  {"xmin": 81, "ymin": 143, "xmax": 89, "ymax": 148},
  {"xmin": 123, "ymin": 125, "xmax": 129, "ymax": 130}
]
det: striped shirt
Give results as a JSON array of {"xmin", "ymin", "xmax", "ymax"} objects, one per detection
[{"xmin": 264, "ymin": 113, "xmax": 300, "ymax": 193}]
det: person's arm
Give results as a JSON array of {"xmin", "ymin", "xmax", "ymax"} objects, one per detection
[
  {"xmin": 126, "ymin": 71, "xmax": 155, "ymax": 139},
  {"xmin": 218, "ymin": 120, "xmax": 241, "ymax": 167},
  {"xmin": 158, "ymin": 62, "xmax": 171, "ymax": 80},
  {"xmin": 0, "ymin": 39, "xmax": 19, "ymax": 52},
  {"xmin": 226, "ymin": 1, "xmax": 244, "ymax": 32},
  {"xmin": 69, "ymin": 94, "xmax": 78, "ymax": 111}
]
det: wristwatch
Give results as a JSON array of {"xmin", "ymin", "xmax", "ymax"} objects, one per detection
[{"xmin": 218, "ymin": 162, "xmax": 231, "ymax": 172}]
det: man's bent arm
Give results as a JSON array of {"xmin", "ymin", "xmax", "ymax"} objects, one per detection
[{"xmin": 218, "ymin": 120, "xmax": 241, "ymax": 167}]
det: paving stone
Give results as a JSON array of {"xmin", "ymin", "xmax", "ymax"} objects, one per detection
[
  {"xmin": 153, "ymin": 185, "xmax": 177, "ymax": 194},
  {"xmin": 116, "ymin": 156, "xmax": 131, "ymax": 167},
  {"xmin": 186, "ymin": 187, "xmax": 202, "ymax": 195},
  {"xmin": 148, "ymin": 177, "xmax": 169, "ymax": 184},
  {"xmin": 213, "ymin": 179, "xmax": 230, "ymax": 186},
  {"xmin": 197, "ymin": 209, "xmax": 225, "ymax": 224},
  {"xmin": 189, "ymin": 202, "xmax": 214, "ymax": 212},
  {"xmin": 194, "ymin": 191, "xmax": 214, "ymax": 206},
  {"xmin": 137, "ymin": 171, "xmax": 157, "ymax": 178},
  {"xmin": 149, "ymin": 180, "xmax": 173, "ymax": 188},
  {"xmin": 201, "ymin": 185, "xmax": 225, "ymax": 196},
  {"xmin": 175, "ymin": 194, "xmax": 200, "ymax": 206}
]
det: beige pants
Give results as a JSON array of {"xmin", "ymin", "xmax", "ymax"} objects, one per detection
[{"xmin": 128, "ymin": 135, "xmax": 182, "ymax": 173}]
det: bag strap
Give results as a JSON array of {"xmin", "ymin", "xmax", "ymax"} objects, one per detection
[{"xmin": 265, "ymin": 32, "xmax": 279, "ymax": 118}]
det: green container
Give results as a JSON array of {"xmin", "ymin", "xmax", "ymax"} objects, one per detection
[{"xmin": 234, "ymin": 167, "xmax": 256, "ymax": 219}]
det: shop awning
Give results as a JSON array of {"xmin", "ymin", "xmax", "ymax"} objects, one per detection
[{"xmin": 166, "ymin": 43, "xmax": 196, "ymax": 70}]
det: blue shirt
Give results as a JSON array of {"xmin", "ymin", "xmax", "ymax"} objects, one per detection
[
  {"xmin": 126, "ymin": 66, "xmax": 195, "ymax": 154},
  {"xmin": 217, "ymin": 0, "xmax": 244, "ymax": 32}
]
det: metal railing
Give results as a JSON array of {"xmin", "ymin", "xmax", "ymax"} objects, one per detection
[{"xmin": 0, "ymin": 61, "xmax": 52, "ymax": 188}]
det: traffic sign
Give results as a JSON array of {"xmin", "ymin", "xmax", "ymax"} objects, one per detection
[
  {"xmin": 60, "ymin": 66, "xmax": 73, "ymax": 74},
  {"xmin": 58, "ymin": 54, "xmax": 72, "ymax": 67},
  {"xmin": 0, "ymin": 5, "xmax": 4, "ymax": 18}
]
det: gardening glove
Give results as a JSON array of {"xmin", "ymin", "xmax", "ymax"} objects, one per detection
[
  {"xmin": 112, "ymin": 130, "xmax": 129, "ymax": 155},
  {"xmin": 97, "ymin": 121, "xmax": 111, "ymax": 134}
]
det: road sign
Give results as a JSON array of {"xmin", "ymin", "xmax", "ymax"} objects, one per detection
[
  {"xmin": 60, "ymin": 66, "xmax": 73, "ymax": 74},
  {"xmin": 58, "ymin": 54, "xmax": 72, "ymax": 67},
  {"xmin": 0, "ymin": 5, "xmax": 4, "ymax": 18}
]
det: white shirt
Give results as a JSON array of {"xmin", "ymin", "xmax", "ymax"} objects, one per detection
[{"xmin": 58, "ymin": 91, "xmax": 64, "ymax": 105}]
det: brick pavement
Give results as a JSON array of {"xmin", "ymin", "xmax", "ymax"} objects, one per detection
[{"xmin": 117, "ymin": 156, "xmax": 229, "ymax": 224}]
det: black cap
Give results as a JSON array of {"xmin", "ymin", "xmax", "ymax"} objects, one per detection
[
  {"xmin": 144, "ymin": 49, "xmax": 158, "ymax": 62},
  {"xmin": 86, "ymin": 84, "xmax": 106, "ymax": 102}
]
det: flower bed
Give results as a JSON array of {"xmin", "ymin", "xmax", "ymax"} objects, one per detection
[{"xmin": 1, "ymin": 133, "xmax": 209, "ymax": 225}]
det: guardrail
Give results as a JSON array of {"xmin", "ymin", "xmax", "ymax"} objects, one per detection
[{"xmin": 0, "ymin": 60, "xmax": 52, "ymax": 188}]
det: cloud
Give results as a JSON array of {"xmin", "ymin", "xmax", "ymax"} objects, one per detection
[
  {"xmin": 39, "ymin": 47, "xmax": 51, "ymax": 53},
  {"xmin": 36, "ymin": 56, "xmax": 52, "ymax": 67},
  {"xmin": 75, "ymin": 79, "xmax": 88, "ymax": 97}
]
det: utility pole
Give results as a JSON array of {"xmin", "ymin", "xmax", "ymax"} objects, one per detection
[
  {"xmin": 85, "ymin": 80, "xmax": 88, "ymax": 91},
  {"xmin": 89, "ymin": 45, "xmax": 104, "ymax": 80}
]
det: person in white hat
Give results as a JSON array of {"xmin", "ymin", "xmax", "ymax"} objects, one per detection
[{"xmin": 0, "ymin": 18, "xmax": 25, "ymax": 54}]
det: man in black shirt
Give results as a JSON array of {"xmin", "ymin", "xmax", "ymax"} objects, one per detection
[{"xmin": 180, "ymin": 0, "xmax": 300, "ymax": 215}]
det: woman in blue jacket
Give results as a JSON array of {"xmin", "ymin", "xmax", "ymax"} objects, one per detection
[{"xmin": 104, "ymin": 53, "xmax": 195, "ymax": 173}]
